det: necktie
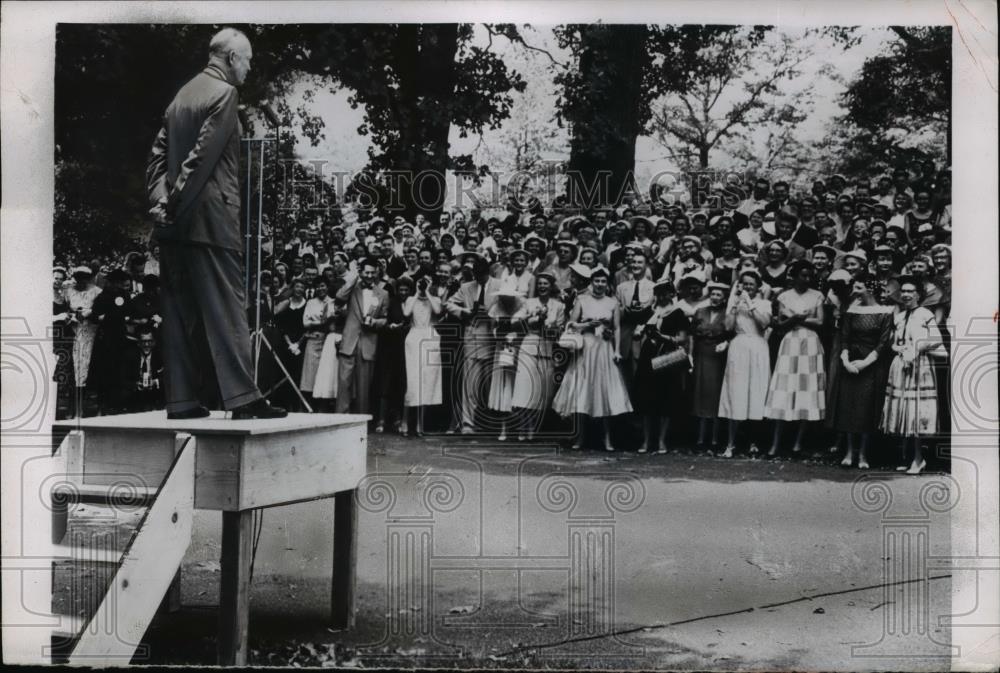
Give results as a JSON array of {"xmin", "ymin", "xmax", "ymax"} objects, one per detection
[
  {"xmin": 477, "ymin": 284, "xmax": 485, "ymax": 307},
  {"xmin": 631, "ymin": 281, "xmax": 640, "ymax": 304}
]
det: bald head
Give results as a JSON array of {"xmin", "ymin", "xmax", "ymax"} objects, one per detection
[{"xmin": 208, "ymin": 28, "xmax": 252, "ymax": 86}]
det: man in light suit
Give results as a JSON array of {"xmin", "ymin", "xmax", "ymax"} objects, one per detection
[
  {"xmin": 335, "ymin": 257, "xmax": 389, "ymax": 414},
  {"xmin": 447, "ymin": 254, "xmax": 503, "ymax": 433},
  {"xmin": 615, "ymin": 250, "xmax": 655, "ymax": 395},
  {"xmin": 146, "ymin": 28, "xmax": 285, "ymax": 420}
]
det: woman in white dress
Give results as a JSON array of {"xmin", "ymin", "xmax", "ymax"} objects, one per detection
[
  {"xmin": 64, "ymin": 266, "xmax": 102, "ymax": 416},
  {"xmin": 551, "ymin": 267, "xmax": 633, "ymax": 451},
  {"xmin": 299, "ymin": 279, "xmax": 335, "ymax": 405},
  {"xmin": 402, "ymin": 274, "xmax": 444, "ymax": 436},
  {"xmin": 510, "ymin": 272, "xmax": 565, "ymax": 440},
  {"xmin": 487, "ymin": 286, "xmax": 525, "ymax": 441},
  {"xmin": 500, "ymin": 249, "xmax": 536, "ymax": 298},
  {"xmin": 717, "ymin": 269, "xmax": 772, "ymax": 457}
]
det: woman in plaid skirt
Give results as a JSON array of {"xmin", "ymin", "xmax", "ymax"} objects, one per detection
[
  {"xmin": 765, "ymin": 260, "xmax": 827, "ymax": 455},
  {"xmin": 881, "ymin": 277, "xmax": 943, "ymax": 475}
]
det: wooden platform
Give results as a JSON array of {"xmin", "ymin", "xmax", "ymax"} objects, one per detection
[
  {"xmin": 52, "ymin": 412, "xmax": 370, "ymax": 665},
  {"xmin": 54, "ymin": 412, "xmax": 370, "ymax": 511}
]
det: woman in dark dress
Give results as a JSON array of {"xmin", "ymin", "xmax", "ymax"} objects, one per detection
[
  {"xmin": 691, "ymin": 281, "xmax": 732, "ymax": 449},
  {"xmin": 87, "ymin": 269, "xmax": 134, "ymax": 414},
  {"xmin": 374, "ymin": 277, "xmax": 411, "ymax": 433},
  {"xmin": 632, "ymin": 279, "xmax": 690, "ymax": 454},
  {"xmin": 52, "ymin": 267, "xmax": 75, "ymax": 418},
  {"xmin": 828, "ymin": 273, "xmax": 894, "ymax": 468},
  {"xmin": 274, "ymin": 278, "xmax": 308, "ymax": 411}
]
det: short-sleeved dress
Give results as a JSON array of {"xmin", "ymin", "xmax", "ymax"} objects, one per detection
[
  {"xmin": 691, "ymin": 305, "xmax": 731, "ymax": 419},
  {"xmin": 551, "ymin": 294, "xmax": 633, "ymax": 418},
  {"xmin": 764, "ymin": 288, "xmax": 827, "ymax": 421},
  {"xmin": 826, "ymin": 304, "xmax": 894, "ymax": 433},
  {"xmin": 718, "ymin": 295, "xmax": 772, "ymax": 421}
]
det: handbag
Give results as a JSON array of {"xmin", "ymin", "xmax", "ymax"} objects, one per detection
[
  {"xmin": 650, "ymin": 346, "xmax": 688, "ymax": 372},
  {"xmin": 557, "ymin": 329, "xmax": 584, "ymax": 351},
  {"xmin": 496, "ymin": 344, "xmax": 518, "ymax": 368}
]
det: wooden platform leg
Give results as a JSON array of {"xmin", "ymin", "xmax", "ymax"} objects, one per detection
[
  {"xmin": 218, "ymin": 510, "xmax": 253, "ymax": 665},
  {"xmin": 331, "ymin": 489, "xmax": 358, "ymax": 629}
]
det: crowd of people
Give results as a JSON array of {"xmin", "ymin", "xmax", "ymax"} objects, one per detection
[{"xmin": 53, "ymin": 166, "xmax": 953, "ymax": 474}]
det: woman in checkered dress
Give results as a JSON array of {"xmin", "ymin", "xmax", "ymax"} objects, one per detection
[{"xmin": 765, "ymin": 260, "xmax": 827, "ymax": 455}]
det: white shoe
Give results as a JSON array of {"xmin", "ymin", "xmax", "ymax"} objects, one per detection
[
  {"xmin": 858, "ymin": 460, "xmax": 870, "ymax": 470},
  {"xmin": 637, "ymin": 445, "xmax": 648, "ymax": 454},
  {"xmin": 497, "ymin": 433, "xmax": 507, "ymax": 442},
  {"xmin": 722, "ymin": 446, "xmax": 734, "ymax": 459},
  {"xmin": 841, "ymin": 456, "xmax": 853, "ymax": 467},
  {"xmin": 905, "ymin": 459, "xmax": 926, "ymax": 475}
]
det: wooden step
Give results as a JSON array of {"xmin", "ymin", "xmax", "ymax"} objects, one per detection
[
  {"xmin": 52, "ymin": 483, "xmax": 158, "ymax": 507},
  {"xmin": 52, "ymin": 543, "xmax": 122, "ymax": 565}
]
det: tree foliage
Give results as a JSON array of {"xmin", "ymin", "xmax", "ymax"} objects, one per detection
[
  {"xmin": 553, "ymin": 25, "xmax": 770, "ymax": 207},
  {"xmin": 834, "ymin": 25, "xmax": 952, "ymax": 170},
  {"xmin": 54, "ymin": 23, "xmax": 528, "ymax": 260},
  {"xmin": 649, "ymin": 29, "xmax": 809, "ymax": 171}
]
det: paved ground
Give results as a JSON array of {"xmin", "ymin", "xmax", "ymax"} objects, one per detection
[{"xmin": 61, "ymin": 430, "xmax": 954, "ymax": 669}]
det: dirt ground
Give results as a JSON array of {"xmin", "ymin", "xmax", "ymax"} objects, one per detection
[{"xmin": 56, "ymin": 429, "xmax": 954, "ymax": 670}]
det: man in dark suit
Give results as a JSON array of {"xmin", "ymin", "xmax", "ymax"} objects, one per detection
[
  {"xmin": 334, "ymin": 257, "xmax": 389, "ymax": 413},
  {"xmin": 122, "ymin": 329, "xmax": 166, "ymax": 412},
  {"xmin": 146, "ymin": 28, "xmax": 285, "ymax": 420}
]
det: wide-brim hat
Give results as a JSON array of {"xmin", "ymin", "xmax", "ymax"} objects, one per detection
[
  {"xmin": 873, "ymin": 244, "xmax": 895, "ymax": 257},
  {"xmin": 810, "ymin": 243, "xmax": 838, "ymax": 259},
  {"xmin": 554, "ymin": 240, "xmax": 579, "ymax": 254},
  {"xmin": 827, "ymin": 269, "xmax": 853, "ymax": 284},
  {"xmin": 508, "ymin": 248, "xmax": 530, "ymax": 261},
  {"xmin": 460, "ymin": 251, "xmax": 485, "ymax": 264},
  {"xmin": 842, "ymin": 248, "xmax": 868, "ymax": 263},
  {"xmin": 653, "ymin": 278, "xmax": 675, "ymax": 293},
  {"xmin": 589, "ymin": 265, "xmax": 611, "ymax": 279},
  {"xmin": 678, "ymin": 269, "xmax": 708, "ymax": 287},
  {"xmin": 630, "ymin": 215, "xmax": 654, "ymax": 229},
  {"xmin": 569, "ymin": 263, "xmax": 592, "ymax": 279},
  {"xmin": 737, "ymin": 268, "xmax": 762, "ymax": 283},
  {"xmin": 534, "ymin": 270, "xmax": 557, "ymax": 284},
  {"xmin": 764, "ymin": 239, "xmax": 788, "ymax": 256},
  {"xmin": 706, "ymin": 281, "xmax": 731, "ymax": 293},
  {"xmin": 70, "ymin": 265, "xmax": 93, "ymax": 278}
]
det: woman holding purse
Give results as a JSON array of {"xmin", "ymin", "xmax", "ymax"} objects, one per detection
[
  {"xmin": 631, "ymin": 279, "xmax": 690, "ymax": 454},
  {"xmin": 510, "ymin": 272, "xmax": 565, "ymax": 441},
  {"xmin": 551, "ymin": 267, "xmax": 633, "ymax": 451}
]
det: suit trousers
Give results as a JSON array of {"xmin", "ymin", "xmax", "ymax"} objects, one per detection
[
  {"xmin": 460, "ymin": 352, "xmax": 493, "ymax": 430},
  {"xmin": 335, "ymin": 349, "xmax": 374, "ymax": 413},
  {"xmin": 159, "ymin": 242, "xmax": 262, "ymax": 413}
]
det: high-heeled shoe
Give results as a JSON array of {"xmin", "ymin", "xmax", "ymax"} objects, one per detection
[
  {"xmin": 722, "ymin": 446, "xmax": 734, "ymax": 459},
  {"xmin": 905, "ymin": 459, "xmax": 926, "ymax": 475},
  {"xmin": 840, "ymin": 455, "xmax": 853, "ymax": 467},
  {"xmin": 857, "ymin": 460, "xmax": 870, "ymax": 470}
]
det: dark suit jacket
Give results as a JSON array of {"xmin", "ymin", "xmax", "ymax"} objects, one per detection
[
  {"xmin": 337, "ymin": 283, "xmax": 389, "ymax": 361},
  {"xmin": 146, "ymin": 65, "xmax": 242, "ymax": 251}
]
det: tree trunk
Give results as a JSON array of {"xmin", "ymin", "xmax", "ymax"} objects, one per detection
[{"xmin": 566, "ymin": 25, "xmax": 648, "ymax": 210}]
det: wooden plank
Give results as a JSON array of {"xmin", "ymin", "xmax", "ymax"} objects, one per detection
[
  {"xmin": 239, "ymin": 424, "xmax": 367, "ymax": 510},
  {"xmin": 81, "ymin": 430, "xmax": 176, "ymax": 490},
  {"xmin": 193, "ymin": 435, "xmax": 240, "ymax": 511},
  {"xmin": 68, "ymin": 435, "xmax": 196, "ymax": 665},
  {"xmin": 217, "ymin": 509, "xmax": 254, "ymax": 665},
  {"xmin": 52, "ymin": 431, "xmax": 83, "ymax": 544},
  {"xmin": 56, "ymin": 411, "xmax": 371, "ymax": 436},
  {"xmin": 330, "ymin": 490, "xmax": 358, "ymax": 630}
]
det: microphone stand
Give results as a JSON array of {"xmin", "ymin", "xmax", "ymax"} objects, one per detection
[{"xmin": 242, "ymin": 108, "xmax": 312, "ymax": 412}]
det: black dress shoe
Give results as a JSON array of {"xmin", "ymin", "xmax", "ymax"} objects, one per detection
[
  {"xmin": 231, "ymin": 399, "xmax": 288, "ymax": 420},
  {"xmin": 167, "ymin": 405, "xmax": 211, "ymax": 420}
]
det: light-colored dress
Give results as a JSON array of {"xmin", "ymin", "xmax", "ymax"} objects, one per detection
[
  {"xmin": 765, "ymin": 288, "xmax": 827, "ymax": 421},
  {"xmin": 64, "ymin": 284, "xmax": 102, "ymax": 387},
  {"xmin": 551, "ymin": 294, "xmax": 633, "ymax": 418},
  {"xmin": 511, "ymin": 297, "xmax": 565, "ymax": 410},
  {"xmin": 487, "ymin": 292, "xmax": 525, "ymax": 413},
  {"xmin": 312, "ymin": 328, "xmax": 341, "ymax": 400},
  {"xmin": 403, "ymin": 294, "xmax": 443, "ymax": 407},
  {"xmin": 718, "ymin": 295, "xmax": 772, "ymax": 421},
  {"xmin": 881, "ymin": 307, "xmax": 940, "ymax": 436},
  {"xmin": 300, "ymin": 297, "xmax": 333, "ymax": 392}
]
